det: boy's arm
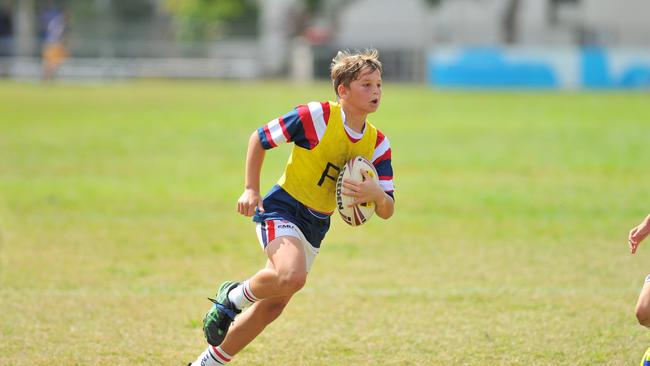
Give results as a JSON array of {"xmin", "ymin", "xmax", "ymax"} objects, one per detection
[
  {"xmin": 373, "ymin": 190, "xmax": 395, "ymax": 220},
  {"xmin": 630, "ymin": 214, "xmax": 650, "ymax": 254},
  {"xmin": 237, "ymin": 131, "xmax": 266, "ymax": 217},
  {"xmin": 342, "ymin": 170, "xmax": 394, "ymax": 220},
  {"xmin": 241, "ymin": 103, "xmax": 318, "ymax": 216}
]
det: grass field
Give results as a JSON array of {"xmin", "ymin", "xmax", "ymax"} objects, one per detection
[{"xmin": 1, "ymin": 80, "xmax": 650, "ymax": 365}]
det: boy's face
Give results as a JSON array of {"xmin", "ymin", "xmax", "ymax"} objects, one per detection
[{"xmin": 339, "ymin": 67, "xmax": 382, "ymax": 114}]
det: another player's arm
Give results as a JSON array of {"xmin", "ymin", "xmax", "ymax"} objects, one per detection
[
  {"xmin": 630, "ymin": 214, "xmax": 650, "ymax": 254},
  {"xmin": 342, "ymin": 170, "xmax": 394, "ymax": 220},
  {"xmin": 237, "ymin": 131, "xmax": 266, "ymax": 217}
]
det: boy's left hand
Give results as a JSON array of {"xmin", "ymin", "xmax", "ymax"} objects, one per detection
[{"xmin": 341, "ymin": 170, "xmax": 384, "ymax": 207}]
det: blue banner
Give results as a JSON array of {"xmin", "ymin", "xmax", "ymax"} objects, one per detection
[{"xmin": 429, "ymin": 47, "xmax": 650, "ymax": 90}]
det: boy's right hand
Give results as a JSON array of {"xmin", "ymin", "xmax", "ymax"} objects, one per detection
[
  {"xmin": 237, "ymin": 189, "xmax": 264, "ymax": 217},
  {"xmin": 629, "ymin": 215, "xmax": 650, "ymax": 254}
]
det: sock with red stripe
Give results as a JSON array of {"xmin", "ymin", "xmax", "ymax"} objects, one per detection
[
  {"xmin": 227, "ymin": 279, "xmax": 260, "ymax": 311},
  {"xmin": 190, "ymin": 345, "xmax": 232, "ymax": 366}
]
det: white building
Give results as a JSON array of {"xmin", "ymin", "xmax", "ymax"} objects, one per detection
[{"xmin": 331, "ymin": 0, "xmax": 650, "ymax": 48}]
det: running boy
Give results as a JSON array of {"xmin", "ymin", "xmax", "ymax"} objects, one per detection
[{"xmin": 189, "ymin": 49, "xmax": 395, "ymax": 366}]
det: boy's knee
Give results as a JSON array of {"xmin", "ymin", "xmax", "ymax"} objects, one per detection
[
  {"xmin": 277, "ymin": 270, "xmax": 306, "ymax": 294},
  {"xmin": 636, "ymin": 305, "xmax": 650, "ymax": 327}
]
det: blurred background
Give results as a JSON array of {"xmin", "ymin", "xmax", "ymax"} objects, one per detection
[
  {"xmin": 1, "ymin": 0, "xmax": 649, "ymax": 89},
  {"xmin": 2, "ymin": 2, "xmax": 650, "ymax": 364}
]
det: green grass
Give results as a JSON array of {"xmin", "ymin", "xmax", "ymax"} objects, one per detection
[{"xmin": 1, "ymin": 80, "xmax": 650, "ymax": 365}]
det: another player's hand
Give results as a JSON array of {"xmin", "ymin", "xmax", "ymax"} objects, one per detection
[
  {"xmin": 342, "ymin": 170, "xmax": 385, "ymax": 207},
  {"xmin": 237, "ymin": 188, "xmax": 264, "ymax": 217},
  {"xmin": 629, "ymin": 215, "xmax": 650, "ymax": 254}
]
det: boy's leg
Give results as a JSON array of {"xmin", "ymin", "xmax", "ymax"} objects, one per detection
[
  {"xmin": 219, "ymin": 294, "xmax": 293, "ymax": 355},
  {"xmin": 190, "ymin": 295, "xmax": 292, "ymax": 366},
  {"xmin": 248, "ymin": 235, "xmax": 308, "ymax": 298},
  {"xmin": 221, "ymin": 235, "xmax": 307, "ymax": 353},
  {"xmin": 195, "ymin": 235, "xmax": 307, "ymax": 364},
  {"xmin": 636, "ymin": 275, "xmax": 650, "ymax": 327}
]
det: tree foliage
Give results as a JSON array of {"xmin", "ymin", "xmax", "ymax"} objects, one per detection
[{"xmin": 164, "ymin": 0, "xmax": 257, "ymax": 39}]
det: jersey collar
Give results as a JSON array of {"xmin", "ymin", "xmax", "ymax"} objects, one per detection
[{"xmin": 340, "ymin": 106, "xmax": 365, "ymax": 142}]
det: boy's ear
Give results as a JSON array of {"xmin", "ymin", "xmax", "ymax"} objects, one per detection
[{"xmin": 337, "ymin": 83, "xmax": 348, "ymax": 98}]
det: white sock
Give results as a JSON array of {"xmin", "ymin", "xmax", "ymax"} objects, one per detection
[
  {"xmin": 190, "ymin": 345, "xmax": 232, "ymax": 366},
  {"xmin": 227, "ymin": 279, "xmax": 260, "ymax": 310}
]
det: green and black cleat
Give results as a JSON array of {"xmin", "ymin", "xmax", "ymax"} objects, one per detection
[{"xmin": 203, "ymin": 281, "xmax": 241, "ymax": 346}]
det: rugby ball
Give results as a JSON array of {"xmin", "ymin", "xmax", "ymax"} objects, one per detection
[{"xmin": 336, "ymin": 156, "xmax": 379, "ymax": 226}]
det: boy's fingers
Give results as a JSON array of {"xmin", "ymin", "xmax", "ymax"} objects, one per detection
[
  {"xmin": 343, "ymin": 178, "xmax": 362, "ymax": 186},
  {"xmin": 342, "ymin": 181, "xmax": 359, "ymax": 190},
  {"xmin": 257, "ymin": 200, "xmax": 265, "ymax": 212},
  {"xmin": 347, "ymin": 199, "xmax": 368, "ymax": 207},
  {"xmin": 630, "ymin": 227, "xmax": 638, "ymax": 240},
  {"xmin": 343, "ymin": 189, "xmax": 365, "ymax": 198}
]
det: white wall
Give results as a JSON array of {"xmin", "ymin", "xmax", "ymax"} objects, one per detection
[
  {"xmin": 332, "ymin": 0, "xmax": 650, "ymax": 48},
  {"xmin": 258, "ymin": 0, "xmax": 298, "ymax": 76},
  {"xmin": 582, "ymin": 0, "xmax": 650, "ymax": 45},
  {"xmin": 432, "ymin": 0, "xmax": 504, "ymax": 44},
  {"xmin": 334, "ymin": 0, "xmax": 428, "ymax": 49}
]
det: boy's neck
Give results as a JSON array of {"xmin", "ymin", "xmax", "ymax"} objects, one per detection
[{"xmin": 340, "ymin": 102, "xmax": 366, "ymax": 133}]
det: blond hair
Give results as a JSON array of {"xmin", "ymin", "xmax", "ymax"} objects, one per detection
[{"xmin": 330, "ymin": 49, "xmax": 382, "ymax": 97}]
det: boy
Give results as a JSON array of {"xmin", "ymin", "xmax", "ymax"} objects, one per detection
[
  {"xmin": 629, "ymin": 214, "xmax": 650, "ymax": 365},
  {"xmin": 189, "ymin": 49, "xmax": 395, "ymax": 365}
]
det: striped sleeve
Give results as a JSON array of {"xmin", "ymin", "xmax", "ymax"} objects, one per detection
[
  {"xmin": 371, "ymin": 130, "xmax": 394, "ymax": 198},
  {"xmin": 257, "ymin": 101, "xmax": 331, "ymax": 150}
]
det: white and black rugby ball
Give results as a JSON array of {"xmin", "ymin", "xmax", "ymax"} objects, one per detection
[{"xmin": 336, "ymin": 156, "xmax": 379, "ymax": 226}]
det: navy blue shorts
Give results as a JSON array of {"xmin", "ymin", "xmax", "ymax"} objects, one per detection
[{"xmin": 252, "ymin": 185, "xmax": 331, "ymax": 248}]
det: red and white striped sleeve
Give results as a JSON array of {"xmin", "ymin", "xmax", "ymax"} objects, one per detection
[
  {"xmin": 258, "ymin": 101, "xmax": 331, "ymax": 150},
  {"xmin": 371, "ymin": 130, "xmax": 394, "ymax": 196},
  {"xmin": 295, "ymin": 101, "xmax": 330, "ymax": 149},
  {"xmin": 260, "ymin": 116, "xmax": 291, "ymax": 148}
]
